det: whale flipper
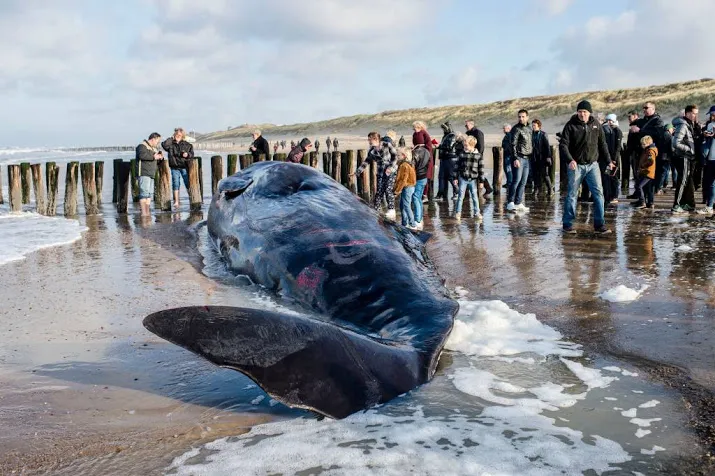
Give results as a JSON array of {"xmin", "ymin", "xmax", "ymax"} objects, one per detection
[{"xmin": 143, "ymin": 306, "xmax": 424, "ymax": 419}]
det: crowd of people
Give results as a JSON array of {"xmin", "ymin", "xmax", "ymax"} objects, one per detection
[{"xmin": 136, "ymin": 101, "xmax": 715, "ymax": 233}]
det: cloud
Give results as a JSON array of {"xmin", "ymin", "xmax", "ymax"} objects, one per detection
[
  {"xmin": 544, "ymin": 0, "xmax": 573, "ymax": 15},
  {"xmin": 549, "ymin": 0, "xmax": 713, "ymax": 92}
]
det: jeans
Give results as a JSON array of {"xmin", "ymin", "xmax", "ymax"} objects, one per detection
[
  {"xmin": 400, "ymin": 186, "xmax": 416, "ymax": 227},
  {"xmin": 455, "ymin": 177, "xmax": 480, "ymax": 215},
  {"xmin": 138, "ymin": 176, "xmax": 154, "ymax": 199},
  {"xmin": 504, "ymin": 155, "xmax": 513, "ymax": 189},
  {"xmin": 412, "ymin": 178, "xmax": 427, "ymax": 223},
  {"xmin": 637, "ymin": 177, "xmax": 654, "ymax": 205},
  {"xmin": 171, "ymin": 168, "xmax": 189, "ymax": 191},
  {"xmin": 563, "ymin": 162, "xmax": 605, "ymax": 229},
  {"xmin": 703, "ymin": 161, "xmax": 715, "ymax": 207},
  {"xmin": 658, "ymin": 161, "xmax": 677, "ymax": 190},
  {"xmin": 508, "ymin": 156, "xmax": 530, "ymax": 205}
]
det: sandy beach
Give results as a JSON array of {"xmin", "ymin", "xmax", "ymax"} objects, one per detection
[{"xmin": 0, "ymin": 158, "xmax": 714, "ymax": 474}]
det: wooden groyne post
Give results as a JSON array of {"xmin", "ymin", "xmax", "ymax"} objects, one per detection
[
  {"xmin": 112, "ymin": 158, "xmax": 122, "ymax": 203},
  {"xmin": 187, "ymin": 158, "xmax": 202, "ymax": 212},
  {"xmin": 227, "ymin": 154, "xmax": 238, "ymax": 176},
  {"xmin": 117, "ymin": 161, "xmax": 132, "ymax": 214},
  {"xmin": 549, "ymin": 145, "xmax": 558, "ymax": 192},
  {"xmin": 322, "ymin": 152, "xmax": 331, "ymax": 176},
  {"xmin": 211, "ymin": 155, "xmax": 223, "ymax": 195},
  {"xmin": 46, "ymin": 162, "xmax": 59, "ymax": 216},
  {"xmin": 310, "ymin": 151, "xmax": 318, "ymax": 169},
  {"xmin": 331, "ymin": 151, "xmax": 341, "ymax": 184},
  {"xmin": 21, "ymin": 162, "xmax": 31, "ymax": 204},
  {"xmin": 80, "ymin": 162, "xmax": 99, "ymax": 215},
  {"xmin": 156, "ymin": 160, "xmax": 172, "ymax": 211},
  {"xmin": 492, "ymin": 147, "xmax": 504, "ymax": 195},
  {"xmin": 8, "ymin": 165, "xmax": 22, "ymax": 212},
  {"xmin": 95, "ymin": 161, "xmax": 104, "ymax": 205},
  {"xmin": 64, "ymin": 162, "xmax": 79, "ymax": 216},
  {"xmin": 30, "ymin": 164, "xmax": 47, "ymax": 215},
  {"xmin": 130, "ymin": 159, "xmax": 140, "ymax": 202},
  {"xmin": 357, "ymin": 149, "xmax": 370, "ymax": 202},
  {"xmin": 346, "ymin": 150, "xmax": 357, "ymax": 194}
]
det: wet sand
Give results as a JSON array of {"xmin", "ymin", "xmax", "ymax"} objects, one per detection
[{"xmin": 1, "ymin": 176, "xmax": 715, "ymax": 473}]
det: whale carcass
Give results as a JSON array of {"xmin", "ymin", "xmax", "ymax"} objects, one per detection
[{"xmin": 143, "ymin": 161, "xmax": 458, "ymax": 418}]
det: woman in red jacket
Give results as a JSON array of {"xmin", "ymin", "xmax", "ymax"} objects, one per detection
[{"xmin": 412, "ymin": 121, "xmax": 433, "ymax": 200}]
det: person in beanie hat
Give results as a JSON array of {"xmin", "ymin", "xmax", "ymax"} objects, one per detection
[
  {"xmin": 560, "ymin": 100, "xmax": 614, "ymax": 234},
  {"xmin": 286, "ymin": 137, "xmax": 313, "ymax": 163}
]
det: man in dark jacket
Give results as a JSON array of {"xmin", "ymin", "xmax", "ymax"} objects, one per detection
[
  {"xmin": 602, "ymin": 114, "xmax": 623, "ymax": 204},
  {"xmin": 628, "ymin": 102, "xmax": 665, "ymax": 197},
  {"xmin": 656, "ymin": 123, "xmax": 676, "ymax": 192},
  {"xmin": 411, "ymin": 144, "xmax": 430, "ymax": 230},
  {"xmin": 250, "ymin": 129, "xmax": 270, "ymax": 162},
  {"xmin": 162, "ymin": 128, "xmax": 194, "ymax": 208},
  {"xmin": 531, "ymin": 119, "xmax": 552, "ymax": 197},
  {"xmin": 507, "ymin": 109, "xmax": 533, "ymax": 212},
  {"xmin": 437, "ymin": 122, "xmax": 459, "ymax": 200},
  {"xmin": 136, "ymin": 132, "xmax": 163, "ymax": 217},
  {"xmin": 624, "ymin": 110, "xmax": 640, "ymax": 197},
  {"xmin": 671, "ymin": 105, "xmax": 699, "ymax": 213},
  {"xmin": 560, "ymin": 100, "xmax": 614, "ymax": 234},
  {"xmin": 465, "ymin": 119, "xmax": 491, "ymax": 195},
  {"xmin": 286, "ymin": 138, "xmax": 313, "ymax": 164}
]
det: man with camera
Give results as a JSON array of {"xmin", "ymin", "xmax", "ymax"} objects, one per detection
[{"xmin": 136, "ymin": 132, "xmax": 163, "ymax": 217}]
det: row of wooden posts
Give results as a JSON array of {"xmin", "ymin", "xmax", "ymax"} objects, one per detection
[{"xmin": 1, "ymin": 145, "xmax": 572, "ymax": 217}]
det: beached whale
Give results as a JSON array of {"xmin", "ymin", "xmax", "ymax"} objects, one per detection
[{"xmin": 143, "ymin": 161, "xmax": 458, "ymax": 419}]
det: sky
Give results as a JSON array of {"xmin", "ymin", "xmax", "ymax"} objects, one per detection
[{"xmin": 1, "ymin": 0, "xmax": 712, "ymax": 146}]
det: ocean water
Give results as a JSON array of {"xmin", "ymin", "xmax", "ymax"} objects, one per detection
[
  {"xmin": 0, "ymin": 146, "xmax": 218, "ymax": 268},
  {"xmin": 164, "ymin": 232, "xmax": 692, "ymax": 475}
]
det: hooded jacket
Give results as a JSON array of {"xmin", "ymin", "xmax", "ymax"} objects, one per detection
[
  {"xmin": 286, "ymin": 138, "xmax": 311, "ymax": 163},
  {"xmin": 412, "ymin": 145, "xmax": 431, "ymax": 180},
  {"xmin": 251, "ymin": 135, "xmax": 270, "ymax": 160},
  {"xmin": 162, "ymin": 137, "xmax": 194, "ymax": 169},
  {"xmin": 638, "ymin": 144, "xmax": 658, "ymax": 179},
  {"xmin": 559, "ymin": 114, "xmax": 612, "ymax": 166},
  {"xmin": 511, "ymin": 122, "xmax": 533, "ymax": 158},
  {"xmin": 672, "ymin": 117, "xmax": 695, "ymax": 159},
  {"xmin": 602, "ymin": 124, "xmax": 623, "ymax": 167},
  {"xmin": 394, "ymin": 160, "xmax": 416, "ymax": 195}
]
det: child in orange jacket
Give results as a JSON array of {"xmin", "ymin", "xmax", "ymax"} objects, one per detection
[
  {"xmin": 394, "ymin": 147, "xmax": 417, "ymax": 228},
  {"xmin": 632, "ymin": 135, "xmax": 657, "ymax": 209}
]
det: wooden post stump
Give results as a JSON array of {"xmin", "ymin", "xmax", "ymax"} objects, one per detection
[
  {"xmin": 112, "ymin": 158, "xmax": 122, "ymax": 203},
  {"xmin": 549, "ymin": 145, "xmax": 558, "ymax": 192},
  {"xmin": 346, "ymin": 150, "xmax": 357, "ymax": 194},
  {"xmin": 211, "ymin": 155, "xmax": 223, "ymax": 195},
  {"xmin": 301, "ymin": 151, "xmax": 310, "ymax": 166},
  {"xmin": 64, "ymin": 162, "xmax": 79, "ymax": 216},
  {"xmin": 559, "ymin": 146, "xmax": 568, "ymax": 192},
  {"xmin": 95, "ymin": 161, "xmax": 104, "ymax": 205},
  {"xmin": 197, "ymin": 156, "xmax": 204, "ymax": 199},
  {"xmin": 357, "ymin": 149, "xmax": 370, "ymax": 202},
  {"xmin": 370, "ymin": 160, "xmax": 377, "ymax": 200},
  {"xmin": 46, "ymin": 162, "xmax": 60, "ymax": 216},
  {"xmin": 310, "ymin": 151, "xmax": 318, "ymax": 169},
  {"xmin": 156, "ymin": 160, "xmax": 172, "ymax": 211},
  {"xmin": 130, "ymin": 159, "xmax": 140, "ymax": 202},
  {"xmin": 187, "ymin": 158, "xmax": 202, "ymax": 212},
  {"xmin": 80, "ymin": 162, "xmax": 99, "ymax": 215},
  {"xmin": 258, "ymin": 154, "xmax": 266, "ymax": 162},
  {"xmin": 322, "ymin": 152, "xmax": 331, "ymax": 175},
  {"xmin": 227, "ymin": 154, "xmax": 238, "ymax": 176},
  {"xmin": 331, "ymin": 151, "xmax": 342, "ymax": 184},
  {"xmin": 30, "ymin": 164, "xmax": 46, "ymax": 215},
  {"xmin": 8, "ymin": 165, "xmax": 22, "ymax": 212},
  {"xmin": 340, "ymin": 152, "xmax": 349, "ymax": 187},
  {"xmin": 492, "ymin": 147, "xmax": 504, "ymax": 195},
  {"xmin": 239, "ymin": 154, "xmax": 250, "ymax": 170},
  {"xmin": 117, "ymin": 161, "xmax": 131, "ymax": 214},
  {"xmin": 21, "ymin": 162, "xmax": 31, "ymax": 204}
]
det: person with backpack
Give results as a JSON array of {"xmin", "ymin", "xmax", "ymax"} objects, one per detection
[{"xmin": 453, "ymin": 135, "xmax": 483, "ymax": 222}]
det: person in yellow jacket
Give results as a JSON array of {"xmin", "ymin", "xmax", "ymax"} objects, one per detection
[
  {"xmin": 394, "ymin": 147, "xmax": 417, "ymax": 229},
  {"xmin": 632, "ymin": 135, "xmax": 657, "ymax": 209}
]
